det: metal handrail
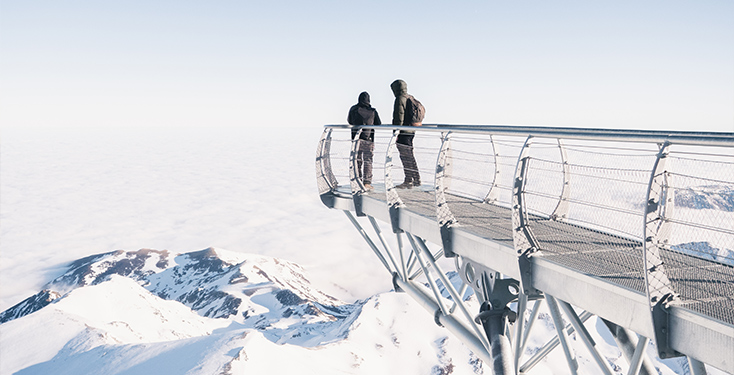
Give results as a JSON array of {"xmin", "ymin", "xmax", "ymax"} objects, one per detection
[{"xmin": 324, "ymin": 124, "xmax": 734, "ymax": 147}]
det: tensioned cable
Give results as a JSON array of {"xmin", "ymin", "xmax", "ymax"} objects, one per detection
[
  {"xmin": 564, "ymin": 172, "xmax": 649, "ymax": 186},
  {"xmin": 445, "ymin": 182, "xmax": 513, "ymax": 191},
  {"xmin": 524, "ymin": 190, "xmax": 642, "ymax": 217},
  {"xmin": 449, "ymin": 138, "xmax": 499, "ymax": 144},
  {"xmin": 669, "ymin": 155, "xmax": 734, "ymax": 166},
  {"xmin": 562, "ymin": 148, "xmax": 658, "ymax": 158},
  {"xmin": 665, "ymin": 218, "xmax": 734, "ymax": 236},
  {"xmin": 450, "ymin": 148, "xmax": 497, "ymax": 157},
  {"xmin": 560, "ymin": 143, "xmax": 659, "ymax": 153},
  {"xmin": 449, "ymin": 175, "xmax": 497, "ymax": 186},
  {"xmin": 670, "ymin": 149, "xmax": 734, "ymax": 158},
  {"xmin": 668, "ymin": 173, "xmax": 734, "ymax": 187},
  {"xmin": 530, "ymin": 157, "xmax": 651, "ymax": 174}
]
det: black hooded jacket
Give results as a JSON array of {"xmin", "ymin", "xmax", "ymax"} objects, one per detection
[
  {"xmin": 348, "ymin": 91, "xmax": 381, "ymax": 141},
  {"xmin": 390, "ymin": 79, "xmax": 408, "ymax": 126}
]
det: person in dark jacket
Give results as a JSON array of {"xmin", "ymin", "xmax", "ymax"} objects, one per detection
[
  {"xmin": 391, "ymin": 79, "xmax": 420, "ymax": 188},
  {"xmin": 348, "ymin": 91, "xmax": 381, "ymax": 191}
]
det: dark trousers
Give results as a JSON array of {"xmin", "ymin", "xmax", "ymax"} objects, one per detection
[
  {"xmin": 357, "ymin": 140, "xmax": 374, "ymax": 184},
  {"xmin": 397, "ymin": 133, "xmax": 420, "ymax": 184}
]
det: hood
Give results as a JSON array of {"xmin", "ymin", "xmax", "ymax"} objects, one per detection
[
  {"xmin": 358, "ymin": 91, "xmax": 370, "ymax": 107},
  {"xmin": 390, "ymin": 79, "xmax": 407, "ymax": 97}
]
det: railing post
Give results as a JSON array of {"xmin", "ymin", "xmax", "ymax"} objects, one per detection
[
  {"xmin": 643, "ymin": 141, "xmax": 681, "ymax": 359},
  {"xmin": 316, "ymin": 128, "xmax": 341, "ymax": 208},
  {"xmin": 484, "ymin": 134, "xmax": 501, "ymax": 204},
  {"xmin": 349, "ymin": 128, "xmax": 370, "ymax": 216},
  {"xmin": 436, "ymin": 131, "xmax": 458, "ymax": 257},
  {"xmin": 551, "ymin": 138, "xmax": 571, "ymax": 221},
  {"xmin": 385, "ymin": 130, "xmax": 404, "ymax": 233},
  {"xmin": 512, "ymin": 136, "xmax": 542, "ymax": 299}
]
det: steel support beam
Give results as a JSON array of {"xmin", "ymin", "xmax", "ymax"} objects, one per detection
[
  {"xmin": 687, "ymin": 357, "xmax": 709, "ymax": 375},
  {"xmin": 393, "ymin": 276, "xmax": 492, "ymax": 364},
  {"xmin": 546, "ymin": 295, "xmax": 579, "ymax": 375},
  {"xmin": 558, "ymin": 299, "xmax": 615, "ymax": 375},
  {"xmin": 601, "ymin": 319, "xmax": 656, "ymax": 375},
  {"xmin": 519, "ymin": 310, "xmax": 592, "ymax": 374},
  {"xmin": 344, "ymin": 211, "xmax": 392, "ymax": 275},
  {"xmin": 476, "ymin": 302, "xmax": 515, "ymax": 375},
  {"xmin": 513, "ymin": 292, "xmax": 529, "ymax": 373},
  {"xmin": 408, "ymin": 234, "xmax": 489, "ymax": 349},
  {"xmin": 627, "ymin": 336, "xmax": 650, "ymax": 375}
]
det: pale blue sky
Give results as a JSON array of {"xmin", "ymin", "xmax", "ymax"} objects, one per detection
[{"xmin": 1, "ymin": 1, "xmax": 733, "ymax": 131}]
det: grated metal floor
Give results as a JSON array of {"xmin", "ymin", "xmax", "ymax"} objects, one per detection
[{"xmin": 365, "ymin": 187, "xmax": 734, "ymax": 325}]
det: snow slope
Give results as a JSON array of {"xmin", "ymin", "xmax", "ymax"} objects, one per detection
[
  {"xmin": 2, "ymin": 247, "xmax": 716, "ymax": 375},
  {"xmin": 1, "ymin": 248, "xmax": 484, "ymax": 374}
]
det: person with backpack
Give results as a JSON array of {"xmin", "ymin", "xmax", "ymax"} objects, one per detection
[
  {"xmin": 348, "ymin": 91, "xmax": 381, "ymax": 191},
  {"xmin": 390, "ymin": 79, "xmax": 425, "ymax": 189}
]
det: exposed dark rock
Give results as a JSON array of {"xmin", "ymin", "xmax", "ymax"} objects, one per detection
[
  {"xmin": 94, "ymin": 251, "xmax": 156, "ymax": 284},
  {"xmin": 182, "ymin": 248, "xmax": 227, "ymax": 274},
  {"xmin": 0, "ymin": 289, "xmax": 61, "ymax": 323},
  {"xmin": 176, "ymin": 288, "xmax": 242, "ymax": 319},
  {"xmin": 254, "ymin": 267, "xmax": 273, "ymax": 283},
  {"xmin": 51, "ymin": 249, "xmax": 170, "ymax": 289},
  {"xmin": 315, "ymin": 302, "xmax": 352, "ymax": 318},
  {"xmin": 51, "ymin": 251, "xmax": 121, "ymax": 288},
  {"xmin": 229, "ymin": 273, "xmax": 249, "ymax": 284},
  {"xmin": 303, "ymin": 304, "xmax": 320, "ymax": 316},
  {"xmin": 431, "ymin": 337, "xmax": 455, "ymax": 375},
  {"xmin": 275, "ymin": 290, "xmax": 305, "ymax": 306}
]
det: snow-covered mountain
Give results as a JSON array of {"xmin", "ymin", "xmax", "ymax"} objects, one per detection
[
  {"xmin": 0, "ymin": 247, "xmax": 706, "ymax": 375},
  {"xmin": 669, "ymin": 185, "xmax": 734, "ymax": 266},
  {"xmin": 0, "ymin": 248, "xmax": 483, "ymax": 375},
  {"xmin": 672, "ymin": 241, "xmax": 734, "ymax": 266},
  {"xmin": 675, "ymin": 185, "xmax": 734, "ymax": 212}
]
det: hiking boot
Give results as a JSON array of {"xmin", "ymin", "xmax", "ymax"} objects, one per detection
[
  {"xmin": 395, "ymin": 181, "xmax": 413, "ymax": 189},
  {"xmin": 412, "ymin": 181, "xmax": 421, "ymax": 187},
  {"xmin": 363, "ymin": 183, "xmax": 374, "ymax": 191}
]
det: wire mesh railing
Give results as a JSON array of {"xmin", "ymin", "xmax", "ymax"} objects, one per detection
[
  {"xmin": 316, "ymin": 125, "xmax": 734, "ymax": 326},
  {"xmin": 317, "ymin": 124, "xmax": 734, "ymax": 369},
  {"xmin": 652, "ymin": 145, "xmax": 734, "ymax": 325}
]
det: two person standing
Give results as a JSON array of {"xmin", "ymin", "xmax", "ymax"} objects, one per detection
[{"xmin": 347, "ymin": 79, "xmax": 423, "ymax": 191}]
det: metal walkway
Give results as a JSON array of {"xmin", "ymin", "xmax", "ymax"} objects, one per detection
[{"xmin": 317, "ymin": 125, "xmax": 734, "ymax": 374}]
